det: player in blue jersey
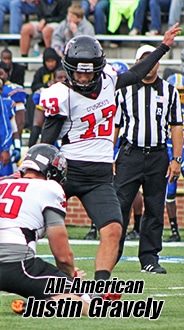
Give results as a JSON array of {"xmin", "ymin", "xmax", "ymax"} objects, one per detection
[
  {"xmin": 0, "ymin": 78, "xmax": 12, "ymax": 176},
  {"xmin": 0, "ymin": 78, "xmax": 21, "ymax": 176},
  {"xmin": 0, "ymin": 62, "xmax": 27, "ymax": 140},
  {"xmin": 164, "ymin": 73, "xmax": 184, "ymax": 242}
]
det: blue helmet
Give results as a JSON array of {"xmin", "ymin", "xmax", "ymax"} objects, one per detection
[
  {"xmin": 109, "ymin": 61, "xmax": 129, "ymax": 75},
  {"xmin": 167, "ymin": 73, "xmax": 184, "ymax": 105}
]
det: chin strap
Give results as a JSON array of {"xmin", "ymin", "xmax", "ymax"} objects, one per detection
[{"xmin": 46, "ymin": 170, "xmax": 52, "ymax": 180}]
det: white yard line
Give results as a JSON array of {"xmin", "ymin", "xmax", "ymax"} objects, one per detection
[
  {"xmin": 35, "ymin": 254, "xmax": 184, "ymax": 264},
  {"xmin": 38, "ymin": 238, "xmax": 184, "ymax": 247},
  {"xmin": 151, "ymin": 293, "xmax": 184, "ymax": 297}
]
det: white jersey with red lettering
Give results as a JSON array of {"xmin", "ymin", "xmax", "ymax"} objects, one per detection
[
  {"xmin": 0, "ymin": 178, "xmax": 66, "ymax": 255},
  {"xmin": 39, "ymin": 64, "xmax": 118, "ymax": 163}
]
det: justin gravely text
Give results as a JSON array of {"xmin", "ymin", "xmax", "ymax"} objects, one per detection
[{"xmin": 23, "ymin": 296, "xmax": 164, "ymax": 319}]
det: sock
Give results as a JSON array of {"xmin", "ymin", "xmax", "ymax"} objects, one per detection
[
  {"xmin": 133, "ymin": 214, "xmax": 142, "ymax": 233},
  {"xmin": 169, "ymin": 217, "xmax": 179, "ymax": 235},
  {"xmin": 92, "ymin": 270, "xmax": 111, "ymax": 299},
  {"xmin": 94, "ymin": 270, "xmax": 111, "ymax": 281}
]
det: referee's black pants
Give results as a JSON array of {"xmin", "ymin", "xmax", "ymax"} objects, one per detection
[{"xmin": 114, "ymin": 145, "xmax": 169, "ymax": 268}]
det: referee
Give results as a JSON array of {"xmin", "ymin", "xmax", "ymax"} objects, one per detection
[{"xmin": 114, "ymin": 45, "xmax": 183, "ymax": 274}]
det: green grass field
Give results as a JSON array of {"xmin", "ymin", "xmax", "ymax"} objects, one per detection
[{"xmin": 0, "ymin": 227, "xmax": 184, "ymax": 330}]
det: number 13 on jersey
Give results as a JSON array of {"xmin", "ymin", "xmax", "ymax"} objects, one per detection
[{"xmin": 80, "ymin": 105, "xmax": 116, "ymax": 139}]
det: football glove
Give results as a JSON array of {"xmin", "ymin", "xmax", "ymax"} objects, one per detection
[
  {"xmin": 11, "ymin": 139, "xmax": 21, "ymax": 163},
  {"xmin": 11, "ymin": 149, "xmax": 21, "ymax": 163}
]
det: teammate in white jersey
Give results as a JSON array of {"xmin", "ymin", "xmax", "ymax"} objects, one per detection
[
  {"xmin": 0, "ymin": 143, "xmax": 89, "ymax": 315},
  {"xmin": 40, "ymin": 24, "xmax": 181, "ymax": 283}
]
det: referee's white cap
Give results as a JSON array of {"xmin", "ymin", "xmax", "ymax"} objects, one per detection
[{"xmin": 135, "ymin": 45, "xmax": 156, "ymax": 60}]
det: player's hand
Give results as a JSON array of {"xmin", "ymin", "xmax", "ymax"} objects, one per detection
[
  {"xmin": 74, "ymin": 267, "xmax": 87, "ymax": 280},
  {"xmin": 162, "ymin": 23, "xmax": 182, "ymax": 48},
  {"xmin": 0, "ymin": 150, "xmax": 10, "ymax": 167},
  {"xmin": 11, "ymin": 149, "xmax": 21, "ymax": 163}
]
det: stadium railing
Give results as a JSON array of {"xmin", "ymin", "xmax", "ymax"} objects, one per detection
[
  {"xmin": 0, "ymin": 34, "xmax": 20, "ymax": 40},
  {"xmin": 1, "ymin": 33, "xmax": 183, "ymax": 43}
]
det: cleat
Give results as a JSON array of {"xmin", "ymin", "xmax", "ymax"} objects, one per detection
[
  {"xmin": 125, "ymin": 229, "xmax": 139, "ymax": 240},
  {"xmin": 164, "ymin": 233, "xmax": 181, "ymax": 242},
  {"xmin": 141, "ymin": 264, "xmax": 167, "ymax": 274},
  {"xmin": 11, "ymin": 299, "xmax": 27, "ymax": 314},
  {"xmin": 103, "ymin": 292, "xmax": 122, "ymax": 300}
]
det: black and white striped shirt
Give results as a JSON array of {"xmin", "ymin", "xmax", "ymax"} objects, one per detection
[{"xmin": 116, "ymin": 76, "xmax": 182, "ymax": 147}]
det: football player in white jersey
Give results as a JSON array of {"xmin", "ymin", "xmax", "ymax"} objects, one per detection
[
  {"xmin": 0, "ymin": 143, "xmax": 89, "ymax": 315},
  {"xmin": 40, "ymin": 24, "xmax": 181, "ymax": 283}
]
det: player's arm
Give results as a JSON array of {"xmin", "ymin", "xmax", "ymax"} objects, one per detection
[
  {"xmin": 116, "ymin": 44, "xmax": 169, "ymax": 89},
  {"xmin": 44, "ymin": 208, "xmax": 75, "ymax": 278},
  {"xmin": 29, "ymin": 108, "xmax": 44, "ymax": 147},
  {"xmin": 116, "ymin": 23, "xmax": 181, "ymax": 90},
  {"xmin": 41, "ymin": 115, "xmax": 66, "ymax": 145},
  {"xmin": 47, "ymin": 225, "xmax": 75, "ymax": 278}
]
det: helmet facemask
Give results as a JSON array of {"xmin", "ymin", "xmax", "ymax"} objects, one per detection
[
  {"xmin": 66, "ymin": 62, "xmax": 102, "ymax": 93},
  {"xmin": 47, "ymin": 152, "xmax": 67, "ymax": 184}
]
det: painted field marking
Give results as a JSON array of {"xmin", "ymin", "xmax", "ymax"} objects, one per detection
[
  {"xmin": 36, "ymin": 255, "xmax": 184, "ymax": 264},
  {"xmin": 39, "ymin": 238, "xmax": 184, "ymax": 247},
  {"xmin": 152, "ymin": 293, "xmax": 184, "ymax": 297}
]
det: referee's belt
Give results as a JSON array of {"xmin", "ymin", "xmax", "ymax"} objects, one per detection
[{"xmin": 125, "ymin": 142, "xmax": 166, "ymax": 154}]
